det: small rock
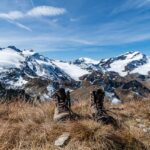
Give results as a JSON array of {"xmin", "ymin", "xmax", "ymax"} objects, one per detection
[
  {"xmin": 54, "ymin": 132, "xmax": 70, "ymax": 147},
  {"xmin": 143, "ymin": 128, "xmax": 148, "ymax": 133},
  {"xmin": 138, "ymin": 124, "xmax": 146, "ymax": 128},
  {"xmin": 136, "ymin": 119, "xmax": 141, "ymax": 123},
  {"xmin": 143, "ymin": 128, "xmax": 150, "ymax": 133}
]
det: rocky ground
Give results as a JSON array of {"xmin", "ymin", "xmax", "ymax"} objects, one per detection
[{"xmin": 0, "ymin": 98, "xmax": 149, "ymax": 150}]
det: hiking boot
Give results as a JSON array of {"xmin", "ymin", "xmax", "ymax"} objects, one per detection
[
  {"xmin": 90, "ymin": 88, "xmax": 105, "ymax": 118},
  {"xmin": 90, "ymin": 89, "xmax": 117, "ymax": 125},
  {"xmin": 53, "ymin": 88, "xmax": 78, "ymax": 122},
  {"xmin": 55, "ymin": 88, "xmax": 69, "ymax": 113}
]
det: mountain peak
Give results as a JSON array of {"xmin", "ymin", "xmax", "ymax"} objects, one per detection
[
  {"xmin": 124, "ymin": 51, "xmax": 143, "ymax": 57},
  {"xmin": 124, "ymin": 51, "xmax": 140, "ymax": 54},
  {"xmin": 0, "ymin": 46, "xmax": 150, "ymax": 101},
  {"xmin": 100, "ymin": 51, "xmax": 148, "ymax": 76},
  {"xmin": 7, "ymin": 46, "xmax": 21, "ymax": 52}
]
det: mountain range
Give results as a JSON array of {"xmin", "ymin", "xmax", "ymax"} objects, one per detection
[{"xmin": 0, "ymin": 46, "xmax": 150, "ymax": 102}]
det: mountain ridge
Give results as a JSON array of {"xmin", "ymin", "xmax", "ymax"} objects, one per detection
[{"xmin": 0, "ymin": 46, "xmax": 150, "ymax": 101}]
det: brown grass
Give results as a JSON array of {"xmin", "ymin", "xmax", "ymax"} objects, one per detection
[{"xmin": 0, "ymin": 99, "xmax": 150, "ymax": 150}]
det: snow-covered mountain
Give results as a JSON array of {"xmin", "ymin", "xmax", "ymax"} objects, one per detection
[
  {"xmin": 0, "ymin": 46, "xmax": 77, "ymax": 100},
  {"xmin": 0, "ymin": 46, "xmax": 101, "ymax": 100},
  {"xmin": 0, "ymin": 46, "xmax": 105, "ymax": 88},
  {"xmin": 0, "ymin": 46, "xmax": 74, "ymax": 86},
  {"xmin": 0, "ymin": 46, "xmax": 149, "ymax": 101},
  {"xmin": 99, "ymin": 51, "xmax": 150, "ymax": 76},
  {"xmin": 73, "ymin": 57, "xmax": 102, "ymax": 72},
  {"xmin": 52, "ymin": 60, "xmax": 89, "ymax": 81},
  {"xmin": 52, "ymin": 58, "xmax": 105, "ymax": 80}
]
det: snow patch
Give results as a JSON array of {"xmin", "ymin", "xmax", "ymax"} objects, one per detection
[
  {"xmin": 53, "ymin": 60, "xmax": 89, "ymax": 81},
  {"xmin": 0, "ymin": 48, "xmax": 25, "ymax": 69},
  {"xmin": 47, "ymin": 84, "xmax": 55, "ymax": 96},
  {"xmin": 106, "ymin": 92, "xmax": 121, "ymax": 104},
  {"xmin": 8, "ymin": 77, "xmax": 28, "ymax": 88},
  {"xmin": 108, "ymin": 52, "xmax": 143, "ymax": 76},
  {"xmin": 131, "ymin": 57, "xmax": 150, "ymax": 75}
]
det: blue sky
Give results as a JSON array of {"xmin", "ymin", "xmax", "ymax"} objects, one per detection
[{"xmin": 0, "ymin": 0, "xmax": 150, "ymax": 60}]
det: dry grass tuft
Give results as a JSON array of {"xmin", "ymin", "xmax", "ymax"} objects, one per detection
[{"xmin": 0, "ymin": 99, "xmax": 149, "ymax": 150}]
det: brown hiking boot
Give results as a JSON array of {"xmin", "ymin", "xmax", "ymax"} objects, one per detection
[
  {"xmin": 55, "ymin": 88, "xmax": 69, "ymax": 113},
  {"xmin": 90, "ymin": 89, "xmax": 105, "ymax": 118},
  {"xmin": 90, "ymin": 89, "xmax": 117, "ymax": 125},
  {"xmin": 53, "ymin": 88, "xmax": 78, "ymax": 122}
]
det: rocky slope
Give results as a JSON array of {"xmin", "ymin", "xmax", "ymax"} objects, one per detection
[{"xmin": 80, "ymin": 71, "xmax": 150, "ymax": 103}]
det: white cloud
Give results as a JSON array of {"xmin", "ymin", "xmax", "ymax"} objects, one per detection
[
  {"xmin": 27, "ymin": 6, "xmax": 66, "ymax": 17},
  {"xmin": 0, "ymin": 6, "xmax": 66, "ymax": 20},
  {"xmin": 7, "ymin": 20, "xmax": 32, "ymax": 31},
  {"xmin": 136, "ymin": 0, "xmax": 150, "ymax": 8},
  {"xmin": 0, "ymin": 11, "xmax": 23, "ymax": 20},
  {"xmin": 14, "ymin": 22, "xmax": 32, "ymax": 31},
  {"xmin": 112, "ymin": 0, "xmax": 150, "ymax": 14},
  {"xmin": 0, "ymin": 6, "xmax": 66, "ymax": 31}
]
